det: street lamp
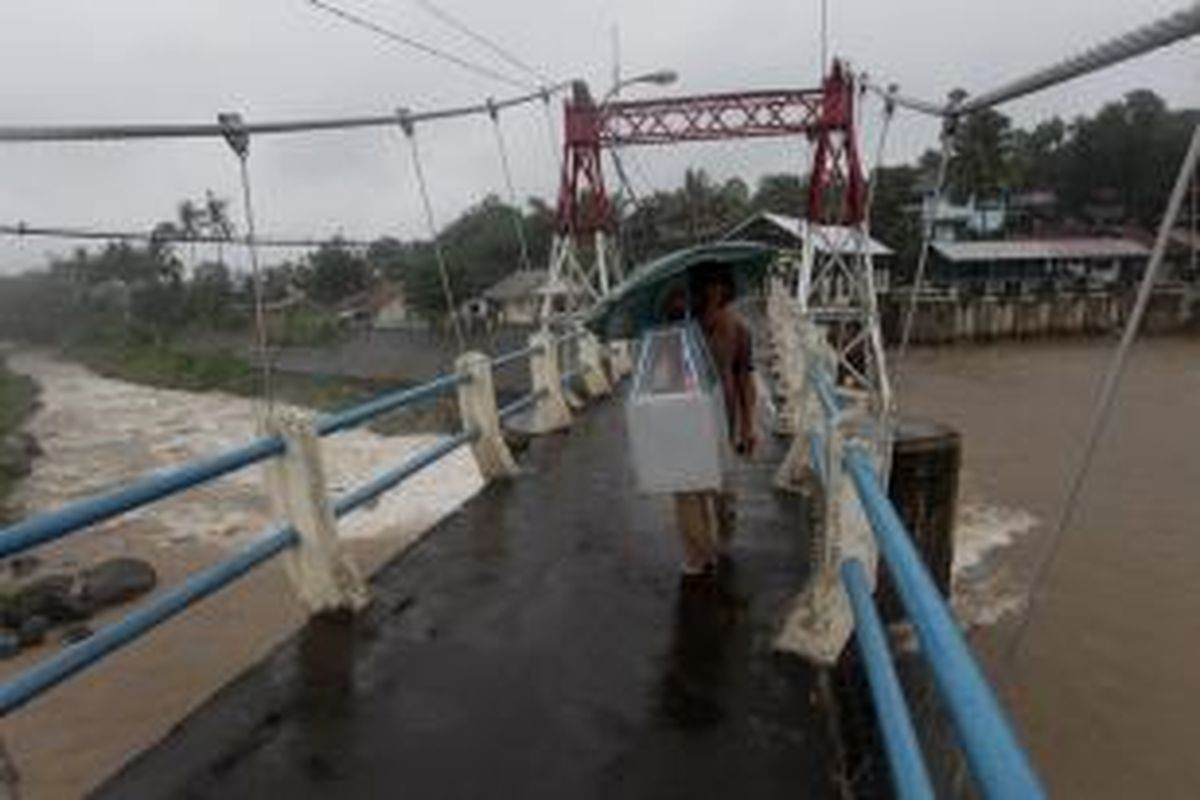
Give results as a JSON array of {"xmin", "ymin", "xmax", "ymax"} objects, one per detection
[{"xmin": 602, "ymin": 69, "xmax": 678, "ymax": 105}]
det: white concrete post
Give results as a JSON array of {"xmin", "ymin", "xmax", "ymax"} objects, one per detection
[
  {"xmin": 557, "ymin": 335, "xmax": 587, "ymax": 411},
  {"xmin": 606, "ymin": 340, "xmax": 633, "ymax": 379},
  {"xmin": 455, "ymin": 351, "xmax": 518, "ymax": 480},
  {"xmin": 526, "ymin": 330, "xmax": 572, "ymax": 433},
  {"xmin": 576, "ymin": 331, "xmax": 612, "ymax": 398},
  {"xmin": 774, "ymin": 408, "xmax": 881, "ymax": 665},
  {"xmin": 264, "ymin": 410, "xmax": 369, "ymax": 614}
]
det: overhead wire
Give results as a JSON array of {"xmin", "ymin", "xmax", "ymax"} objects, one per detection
[
  {"xmin": 305, "ymin": 0, "xmax": 535, "ymax": 91},
  {"xmin": 406, "ymin": 0, "xmax": 551, "ymax": 85}
]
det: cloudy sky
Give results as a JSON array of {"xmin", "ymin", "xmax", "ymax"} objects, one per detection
[{"xmin": 0, "ymin": 0, "xmax": 1195, "ymax": 273}]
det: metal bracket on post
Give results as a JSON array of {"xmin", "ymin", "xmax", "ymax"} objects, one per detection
[
  {"xmin": 264, "ymin": 410, "xmax": 369, "ymax": 614},
  {"xmin": 218, "ymin": 112, "xmax": 250, "ymax": 161},
  {"xmin": 576, "ymin": 331, "xmax": 612, "ymax": 397},
  {"xmin": 455, "ymin": 352, "xmax": 517, "ymax": 480},
  {"xmin": 526, "ymin": 331, "xmax": 572, "ymax": 433}
]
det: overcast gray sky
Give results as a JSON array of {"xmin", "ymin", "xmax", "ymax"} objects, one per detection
[{"xmin": 0, "ymin": 0, "xmax": 1196, "ymax": 273}]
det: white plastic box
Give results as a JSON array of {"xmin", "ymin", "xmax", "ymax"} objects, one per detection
[{"xmin": 626, "ymin": 324, "xmax": 728, "ymax": 494}]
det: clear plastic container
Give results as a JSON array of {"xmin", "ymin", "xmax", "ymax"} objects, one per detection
[{"xmin": 626, "ymin": 324, "xmax": 728, "ymax": 493}]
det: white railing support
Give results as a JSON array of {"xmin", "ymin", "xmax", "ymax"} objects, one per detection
[
  {"xmin": 264, "ymin": 410, "xmax": 369, "ymax": 613},
  {"xmin": 775, "ymin": 330, "xmax": 881, "ymax": 664},
  {"xmin": 577, "ymin": 331, "xmax": 613, "ymax": 397},
  {"xmin": 606, "ymin": 340, "xmax": 634, "ymax": 379},
  {"xmin": 526, "ymin": 330, "xmax": 573, "ymax": 433},
  {"xmin": 455, "ymin": 352, "xmax": 518, "ymax": 480}
]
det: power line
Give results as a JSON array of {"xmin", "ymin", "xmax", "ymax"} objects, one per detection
[
  {"xmin": 407, "ymin": 0, "xmax": 551, "ymax": 85},
  {"xmin": 306, "ymin": 0, "xmax": 535, "ymax": 91},
  {"xmin": 0, "ymin": 83, "xmax": 569, "ymax": 143}
]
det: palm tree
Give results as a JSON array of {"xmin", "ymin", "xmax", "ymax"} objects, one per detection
[
  {"xmin": 176, "ymin": 200, "xmax": 204, "ymax": 274},
  {"xmin": 204, "ymin": 191, "xmax": 234, "ymax": 267}
]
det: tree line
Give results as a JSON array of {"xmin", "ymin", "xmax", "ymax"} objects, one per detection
[{"xmin": 0, "ymin": 87, "xmax": 1192, "ymax": 345}]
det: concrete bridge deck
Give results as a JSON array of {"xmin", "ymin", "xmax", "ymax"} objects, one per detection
[{"xmin": 98, "ymin": 395, "xmax": 830, "ymax": 799}]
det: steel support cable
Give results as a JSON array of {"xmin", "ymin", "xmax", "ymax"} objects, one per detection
[
  {"xmin": 957, "ymin": 3, "xmax": 1200, "ymax": 115},
  {"xmin": 860, "ymin": 4, "xmax": 1200, "ymax": 121},
  {"xmin": 1005, "ymin": 124, "xmax": 1200, "ymax": 666},
  {"xmin": 0, "ymin": 83, "xmax": 569, "ymax": 144},
  {"xmin": 892, "ymin": 129, "xmax": 952, "ymax": 386},
  {"xmin": 407, "ymin": 0, "xmax": 551, "ymax": 85},
  {"xmin": 399, "ymin": 113, "xmax": 466, "ymax": 349},
  {"xmin": 219, "ymin": 115, "xmax": 275, "ymax": 413},
  {"xmin": 488, "ymin": 101, "xmax": 534, "ymax": 273},
  {"xmin": 306, "ymin": 0, "xmax": 534, "ymax": 91},
  {"xmin": 0, "ymin": 222, "xmax": 372, "ymax": 248}
]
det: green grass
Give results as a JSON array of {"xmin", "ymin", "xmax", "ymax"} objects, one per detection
[{"xmin": 66, "ymin": 338, "xmax": 455, "ymax": 437}]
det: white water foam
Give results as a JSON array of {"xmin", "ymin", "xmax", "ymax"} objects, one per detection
[
  {"xmin": 952, "ymin": 502, "xmax": 1039, "ymax": 627},
  {"xmin": 7, "ymin": 350, "xmax": 484, "ymax": 552}
]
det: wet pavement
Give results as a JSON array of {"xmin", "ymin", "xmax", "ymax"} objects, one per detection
[{"xmin": 98, "ymin": 394, "xmax": 830, "ymax": 799}]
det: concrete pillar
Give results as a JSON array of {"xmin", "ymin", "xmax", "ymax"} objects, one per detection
[
  {"xmin": 264, "ymin": 410, "xmax": 369, "ymax": 614},
  {"xmin": 526, "ymin": 331, "xmax": 572, "ymax": 433},
  {"xmin": 455, "ymin": 351, "xmax": 518, "ymax": 480}
]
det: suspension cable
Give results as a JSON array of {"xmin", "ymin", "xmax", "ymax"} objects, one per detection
[
  {"xmin": 305, "ymin": 0, "xmax": 534, "ymax": 91},
  {"xmin": 1005, "ymin": 124, "xmax": 1200, "ymax": 667},
  {"xmin": 219, "ymin": 115, "xmax": 275, "ymax": 413},
  {"xmin": 0, "ymin": 222, "xmax": 372, "ymax": 249},
  {"xmin": 398, "ymin": 110, "xmax": 466, "ymax": 349},
  {"xmin": 487, "ymin": 100, "xmax": 533, "ymax": 273},
  {"xmin": 860, "ymin": 4, "xmax": 1200, "ymax": 121},
  {"xmin": 892, "ymin": 126, "xmax": 952, "ymax": 384},
  {"xmin": 0, "ymin": 83, "xmax": 570, "ymax": 144},
  {"xmin": 407, "ymin": 0, "xmax": 551, "ymax": 85}
]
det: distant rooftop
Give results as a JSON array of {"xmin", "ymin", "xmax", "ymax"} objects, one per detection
[
  {"xmin": 725, "ymin": 212, "xmax": 893, "ymax": 257},
  {"xmin": 482, "ymin": 269, "xmax": 549, "ymax": 301},
  {"xmin": 933, "ymin": 238, "xmax": 1149, "ymax": 263}
]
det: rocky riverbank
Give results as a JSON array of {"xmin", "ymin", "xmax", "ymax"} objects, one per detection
[{"xmin": 0, "ymin": 350, "xmax": 484, "ymax": 798}]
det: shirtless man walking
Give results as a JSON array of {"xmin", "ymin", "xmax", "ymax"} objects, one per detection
[{"xmin": 673, "ymin": 268, "xmax": 758, "ymax": 578}]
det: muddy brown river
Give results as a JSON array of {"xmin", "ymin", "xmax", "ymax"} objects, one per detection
[
  {"xmin": 901, "ymin": 337, "xmax": 1200, "ymax": 799},
  {"xmin": 2, "ymin": 339, "xmax": 1198, "ymax": 797}
]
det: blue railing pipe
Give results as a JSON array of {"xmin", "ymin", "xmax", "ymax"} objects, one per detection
[
  {"xmin": 809, "ymin": 366, "xmax": 841, "ymax": 421},
  {"xmin": 491, "ymin": 343, "xmax": 544, "ymax": 372},
  {"xmin": 332, "ymin": 429, "xmax": 478, "ymax": 518},
  {"xmin": 0, "ymin": 436, "xmax": 286, "ymax": 560},
  {"xmin": 808, "ymin": 430, "xmax": 829, "ymax": 485},
  {"xmin": 841, "ymin": 558, "xmax": 936, "ymax": 800},
  {"xmin": 844, "ymin": 445, "xmax": 1046, "ymax": 799},
  {"xmin": 498, "ymin": 389, "xmax": 548, "ymax": 421},
  {"xmin": 316, "ymin": 372, "xmax": 468, "ymax": 437},
  {"xmin": 0, "ymin": 524, "xmax": 298, "ymax": 715}
]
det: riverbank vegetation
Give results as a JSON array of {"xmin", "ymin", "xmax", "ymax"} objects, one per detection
[
  {"xmin": 0, "ymin": 88, "xmax": 1193, "ymax": 381},
  {"xmin": 0, "ymin": 358, "xmax": 38, "ymax": 522}
]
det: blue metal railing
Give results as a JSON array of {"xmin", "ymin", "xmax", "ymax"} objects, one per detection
[
  {"xmin": 804, "ymin": 362, "xmax": 1045, "ymax": 800},
  {"xmin": 841, "ymin": 558, "xmax": 934, "ymax": 800},
  {"xmin": 0, "ymin": 337, "xmax": 566, "ymax": 716}
]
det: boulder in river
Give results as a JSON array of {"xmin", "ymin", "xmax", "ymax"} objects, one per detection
[
  {"xmin": 0, "ymin": 432, "xmax": 40, "ymax": 478},
  {"xmin": 80, "ymin": 558, "xmax": 158, "ymax": 609},
  {"xmin": 7, "ymin": 573, "xmax": 91, "ymax": 625},
  {"xmin": 16, "ymin": 614, "xmax": 49, "ymax": 647}
]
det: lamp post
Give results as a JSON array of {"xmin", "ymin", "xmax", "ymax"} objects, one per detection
[{"xmin": 601, "ymin": 69, "xmax": 678, "ymax": 106}]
